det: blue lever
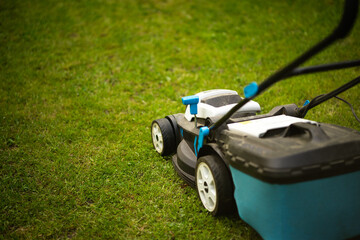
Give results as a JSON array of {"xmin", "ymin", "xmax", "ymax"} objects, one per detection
[
  {"xmin": 197, "ymin": 126, "xmax": 209, "ymax": 153},
  {"xmin": 182, "ymin": 95, "xmax": 199, "ymax": 115}
]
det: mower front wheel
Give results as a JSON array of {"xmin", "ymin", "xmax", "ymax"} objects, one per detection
[{"xmin": 151, "ymin": 118, "xmax": 176, "ymax": 156}]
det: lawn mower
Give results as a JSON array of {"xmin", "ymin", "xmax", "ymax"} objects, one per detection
[{"xmin": 151, "ymin": 0, "xmax": 360, "ymax": 239}]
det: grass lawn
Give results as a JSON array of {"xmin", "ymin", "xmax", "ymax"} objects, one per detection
[{"xmin": 1, "ymin": 0, "xmax": 359, "ymax": 239}]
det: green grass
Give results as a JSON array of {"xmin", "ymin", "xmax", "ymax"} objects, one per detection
[{"xmin": 1, "ymin": 0, "xmax": 359, "ymax": 239}]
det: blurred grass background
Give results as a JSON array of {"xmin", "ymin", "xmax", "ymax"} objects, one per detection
[{"xmin": 1, "ymin": 0, "xmax": 359, "ymax": 239}]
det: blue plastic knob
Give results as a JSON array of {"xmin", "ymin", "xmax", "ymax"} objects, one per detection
[
  {"xmin": 303, "ymin": 100, "xmax": 310, "ymax": 106},
  {"xmin": 244, "ymin": 82, "xmax": 258, "ymax": 98},
  {"xmin": 182, "ymin": 95, "xmax": 199, "ymax": 115}
]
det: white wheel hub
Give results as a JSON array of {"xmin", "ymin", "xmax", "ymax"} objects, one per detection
[
  {"xmin": 196, "ymin": 162, "xmax": 217, "ymax": 212},
  {"xmin": 152, "ymin": 123, "xmax": 164, "ymax": 154}
]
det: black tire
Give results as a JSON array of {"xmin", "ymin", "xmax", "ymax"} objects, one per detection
[
  {"xmin": 151, "ymin": 118, "xmax": 176, "ymax": 156},
  {"xmin": 195, "ymin": 155, "xmax": 236, "ymax": 216}
]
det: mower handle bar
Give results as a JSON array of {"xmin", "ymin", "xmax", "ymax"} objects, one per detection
[
  {"xmin": 210, "ymin": 0, "xmax": 359, "ymax": 131},
  {"xmin": 298, "ymin": 75, "xmax": 360, "ymax": 118}
]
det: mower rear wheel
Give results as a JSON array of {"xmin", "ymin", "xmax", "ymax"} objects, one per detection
[
  {"xmin": 196, "ymin": 155, "xmax": 236, "ymax": 216},
  {"xmin": 151, "ymin": 118, "xmax": 176, "ymax": 156}
]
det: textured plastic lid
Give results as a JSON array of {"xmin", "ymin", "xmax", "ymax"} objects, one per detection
[{"xmin": 221, "ymin": 121, "xmax": 360, "ymax": 184}]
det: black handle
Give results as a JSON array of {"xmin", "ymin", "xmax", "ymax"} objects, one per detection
[
  {"xmin": 210, "ymin": 0, "xmax": 359, "ymax": 131},
  {"xmin": 283, "ymin": 123, "xmax": 329, "ymax": 142}
]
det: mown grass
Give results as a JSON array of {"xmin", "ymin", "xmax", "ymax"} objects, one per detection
[{"xmin": 1, "ymin": 0, "xmax": 359, "ymax": 239}]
